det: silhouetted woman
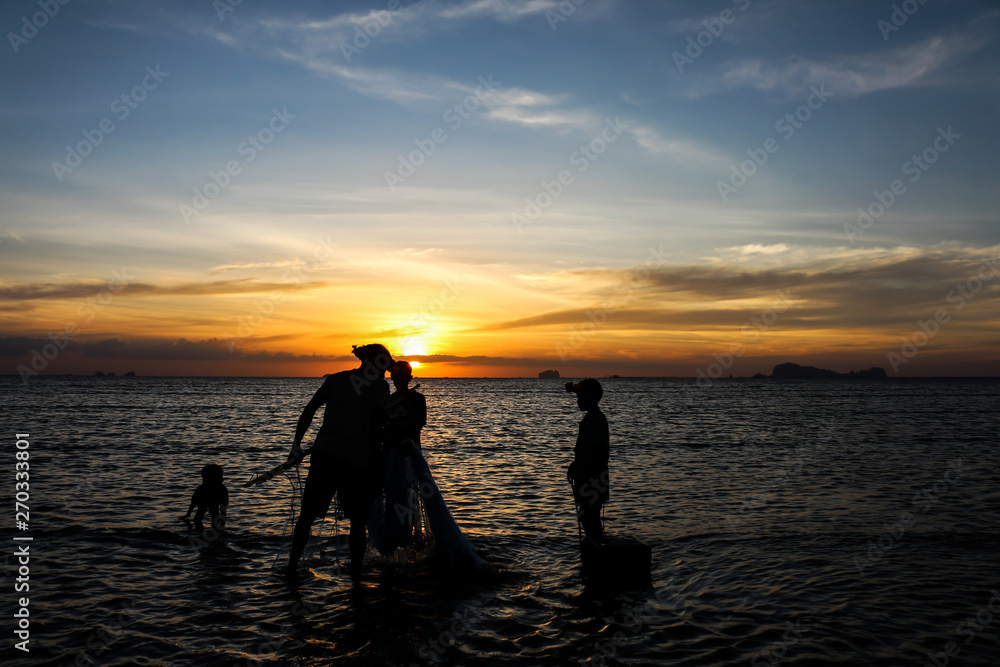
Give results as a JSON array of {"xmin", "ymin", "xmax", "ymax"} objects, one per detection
[{"xmin": 367, "ymin": 361, "xmax": 495, "ymax": 577}]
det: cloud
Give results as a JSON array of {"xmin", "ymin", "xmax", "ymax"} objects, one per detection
[
  {"xmin": 0, "ymin": 278, "xmax": 334, "ymax": 302},
  {"xmin": 0, "ymin": 336, "xmax": 346, "ymax": 363},
  {"xmin": 91, "ymin": 0, "xmax": 718, "ymax": 160},
  {"xmin": 374, "ymin": 325, "xmax": 429, "ymax": 338},
  {"xmin": 437, "ymin": 0, "xmax": 558, "ymax": 21},
  {"xmin": 264, "ymin": 0, "xmax": 556, "ymax": 35},
  {"xmin": 733, "ymin": 243, "xmax": 790, "ymax": 256},
  {"xmin": 77, "ymin": 337, "xmax": 339, "ymax": 362},
  {"xmin": 209, "ymin": 260, "xmax": 303, "ymax": 274},
  {"xmin": 404, "ymin": 353, "xmax": 541, "ymax": 366},
  {"xmin": 0, "ymin": 303, "xmax": 34, "ymax": 314},
  {"xmin": 0, "ymin": 334, "xmax": 704, "ymax": 375},
  {"xmin": 0, "ymin": 337, "xmax": 42, "ymax": 357},
  {"xmin": 182, "ymin": 3, "xmax": 625, "ymax": 136},
  {"xmin": 278, "ymin": 53, "xmax": 443, "ymax": 103},
  {"xmin": 0, "ymin": 335, "xmax": 557, "ymax": 369},
  {"xmin": 481, "ymin": 244, "xmax": 1000, "ymax": 332},
  {"xmin": 625, "ymin": 124, "xmax": 731, "ymax": 166},
  {"xmin": 279, "ymin": 51, "xmax": 597, "ymax": 131},
  {"xmin": 704, "ymin": 23, "xmax": 994, "ymax": 99},
  {"xmin": 270, "ymin": 47, "xmax": 629, "ymax": 138},
  {"xmin": 5, "ymin": 246, "xmax": 998, "ymax": 373},
  {"xmin": 250, "ymin": 0, "xmax": 558, "ymax": 79},
  {"xmin": 484, "ymin": 104, "xmax": 595, "ymax": 131}
]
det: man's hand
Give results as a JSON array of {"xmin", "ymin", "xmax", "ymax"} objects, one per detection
[{"xmin": 287, "ymin": 444, "xmax": 305, "ymax": 465}]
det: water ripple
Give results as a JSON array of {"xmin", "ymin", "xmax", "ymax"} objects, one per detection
[{"xmin": 2, "ymin": 376, "xmax": 998, "ymax": 665}]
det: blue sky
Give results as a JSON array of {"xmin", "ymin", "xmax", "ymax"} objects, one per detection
[{"xmin": 1, "ymin": 0, "xmax": 999, "ymax": 377}]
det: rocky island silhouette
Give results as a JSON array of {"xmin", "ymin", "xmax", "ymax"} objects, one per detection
[{"xmin": 757, "ymin": 362, "xmax": 887, "ymax": 380}]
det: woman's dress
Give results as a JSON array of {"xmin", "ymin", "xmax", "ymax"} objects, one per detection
[{"xmin": 367, "ymin": 390, "xmax": 494, "ymax": 577}]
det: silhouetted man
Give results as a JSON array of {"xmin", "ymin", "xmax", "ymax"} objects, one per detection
[{"xmin": 286, "ymin": 344, "xmax": 393, "ymax": 580}]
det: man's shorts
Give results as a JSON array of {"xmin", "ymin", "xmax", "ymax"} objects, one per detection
[{"xmin": 301, "ymin": 450, "xmax": 378, "ymax": 522}]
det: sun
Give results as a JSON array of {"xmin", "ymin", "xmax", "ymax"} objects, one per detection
[
  {"xmin": 397, "ymin": 336, "xmax": 430, "ymax": 358},
  {"xmin": 408, "ymin": 361, "xmax": 422, "ymax": 369}
]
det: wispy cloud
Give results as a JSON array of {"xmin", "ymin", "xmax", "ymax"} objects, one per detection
[
  {"xmin": 87, "ymin": 0, "xmax": 726, "ymax": 163},
  {"xmin": 209, "ymin": 260, "xmax": 303, "ymax": 274},
  {"xmin": 0, "ymin": 278, "xmax": 333, "ymax": 302},
  {"xmin": 703, "ymin": 22, "xmax": 995, "ymax": 98},
  {"xmin": 626, "ymin": 124, "xmax": 730, "ymax": 166},
  {"xmin": 51, "ymin": 337, "xmax": 346, "ymax": 362},
  {"xmin": 274, "ymin": 50, "xmax": 598, "ymax": 133},
  {"xmin": 249, "ymin": 0, "xmax": 557, "ymax": 59},
  {"xmin": 733, "ymin": 243, "xmax": 790, "ymax": 256},
  {"xmin": 274, "ymin": 54, "xmax": 444, "ymax": 104},
  {"xmin": 183, "ymin": 2, "xmax": 625, "ymax": 136},
  {"xmin": 486, "ymin": 244, "xmax": 1000, "ymax": 332},
  {"xmin": 437, "ymin": 0, "xmax": 558, "ymax": 21},
  {"xmin": 0, "ymin": 335, "xmax": 550, "ymax": 368}
]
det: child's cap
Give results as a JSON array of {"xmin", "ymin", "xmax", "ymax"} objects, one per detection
[{"xmin": 565, "ymin": 378, "xmax": 603, "ymax": 401}]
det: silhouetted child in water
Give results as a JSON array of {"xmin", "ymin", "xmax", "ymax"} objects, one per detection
[
  {"xmin": 183, "ymin": 464, "xmax": 229, "ymax": 532},
  {"xmin": 566, "ymin": 379, "xmax": 609, "ymax": 542}
]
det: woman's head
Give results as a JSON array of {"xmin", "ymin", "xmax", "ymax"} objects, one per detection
[{"xmin": 351, "ymin": 343, "xmax": 394, "ymax": 373}]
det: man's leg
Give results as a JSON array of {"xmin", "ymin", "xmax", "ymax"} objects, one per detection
[
  {"xmin": 289, "ymin": 451, "xmax": 333, "ymax": 576},
  {"xmin": 287, "ymin": 511, "xmax": 314, "ymax": 575},
  {"xmin": 342, "ymin": 459, "xmax": 376, "ymax": 580},
  {"xmin": 348, "ymin": 518, "xmax": 367, "ymax": 580}
]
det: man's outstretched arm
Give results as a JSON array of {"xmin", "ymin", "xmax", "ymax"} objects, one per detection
[{"xmin": 288, "ymin": 385, "xmax": 326, "ymax": 463}]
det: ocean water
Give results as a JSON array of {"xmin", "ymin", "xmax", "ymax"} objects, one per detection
[{"xmin": 2, "ymin": 376, "xmax": 999, "ymax": 666}]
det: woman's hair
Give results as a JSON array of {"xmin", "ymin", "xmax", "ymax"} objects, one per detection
[{"xmin": 351, "ymin": 344, "xmax": 394, "ymax": 370}]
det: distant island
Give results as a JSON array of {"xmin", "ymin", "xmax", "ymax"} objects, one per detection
[
  {"xmin": 756, "ymin": 362, "xmax": 887, "ymax": 380},
  {"xmin": 538, "ymin": 370, "xmax": 560, "ymax": 379}
]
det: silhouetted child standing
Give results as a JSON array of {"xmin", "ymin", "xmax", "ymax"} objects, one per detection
[
  {"xmin": 566, "ymin": 379, "xmax": 609, "ymax": 541},
  {"xmin": 184, "ymin": 464, "xmax": 229, "ymax": 532}
]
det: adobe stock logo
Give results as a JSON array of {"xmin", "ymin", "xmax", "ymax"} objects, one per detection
[
  {"xmin": 672, "ymin": 0, "xmax": 752, "ymax": 73},
  {"xmin": 716, "ymin": 84, "xmax": 833, "ymax": 202},
  {"xmin": 7, "ymin": 0, "xmax": 71, "ymax": 54},
  {"xmin": 384, "ymin": 75, "xmax": 501, "ymax": 191},
  {"xmin": 179, "ymin": 108, "xmax": 295, "ymax": 222},
  {"xmin": 877, "ymin": 0, "xmax": 930, "ymax": 41},
  {"xmin": 51, "ymin": 66, "xmax": 170, "ymax": 181},
  {"xmin": 844, "ymin": 127, "xmax": 960, "ymax": 242}
]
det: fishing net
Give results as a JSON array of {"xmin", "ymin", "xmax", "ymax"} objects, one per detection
[
  {"xmin": 367, "ymin": 440, "xmax": 495, "ymax": 577},
  {"xmin": 260, "ymin": 441, "xmax": 495, "ymax": 578},
  {"xmin": 271, "ymin": 462, "xmax": 345, "ymax": 574}
]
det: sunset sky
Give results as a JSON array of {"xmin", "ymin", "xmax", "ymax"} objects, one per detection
[{"xmin": 2, "ymin": 0, "xmax": 999, "ymax": 378}]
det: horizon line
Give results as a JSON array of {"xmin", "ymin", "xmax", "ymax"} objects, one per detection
[{"xmin": 5, "ymin": 374, "xmax": 1000, "ymax": 380}]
